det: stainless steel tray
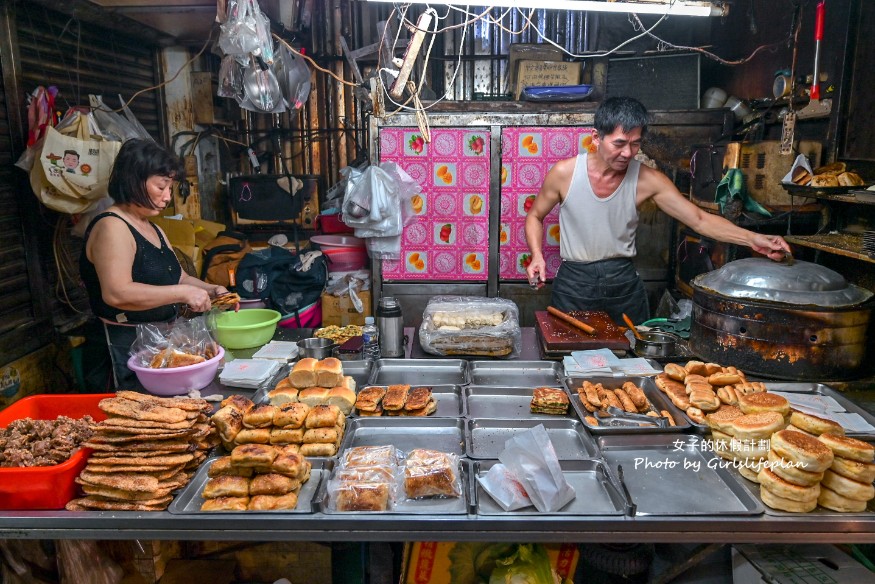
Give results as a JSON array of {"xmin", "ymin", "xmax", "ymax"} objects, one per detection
[
  {"xmin": 762, "ymin": 382, "xmax": 875, "ymax": 439},
  {"xmin": 319, "ymin": 459, "xmax": 469, "ymax": 515},
  {"xmin": 465, "ymin": 418, "xmax": 598, "ymax": 460},
  {"xmin": 597, "ymin": 434, "xmax": 763, "ymax": 516},
  {"xmin": 464, "ymin": 386, "xmax": 576, "ymax": 419},
  {"xmin": 370, "ymin": 359, "xmax": 469, "ymax": 386},
  {"xmin": 470, "ymin": 459, "xmax": 627, "ymax": 516},
  {"xmin": 339, "ymin": 417, "xmax": 467, "ymax": 457},
  {"xmin": 351, "ymin": 385, "xmax": 465, "ymax": 418},
  {"xmin": 469, "ymin": 361, "xmax": 563, "ymax": 388},
  {"xmin": 731, "ymin": 467, "xmax": 875, "ymax": 517},
  {"xmin": 563, "ymin": 376, "xmax": 692, "ymax": 434},
  {"xmin": 341, "ymin": 360, "xmax": 373, "ymax": 389},
  {"xmin": 168, "ymin": 457, "xmax": 325, "ymax": 514}
]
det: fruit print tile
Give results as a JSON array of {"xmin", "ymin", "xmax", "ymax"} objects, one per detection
[
  {"xmin": 380, "ymin": 129, "xmax": 402, "ymax": 157},
  {"xmin": 465, "ymin": 132, "xmax": 488, "ymax": 157},
  {"xmin": 432, "ymin": 251, "xmax": 458, "ymax": 276},
  {"xmin": 434, "ymin": 222, "xmax": 456, "ymax": 245},
  {"xmin": 518, "ymin": 193, "xmax": 537, "ymax": 217},
  {"xmin": 500, "ymin": 164, "xmax": 511, "ymax": 187},
  {"xmin": 432, "ymin": 192, "xmax": 460, "ymax": 216},
  {"xmin": 410, "ymin": 193, "xmax": 427, "ymax": 216},
  {"xmin": 431, "ymin": 131, "xmax": 461, "ymax": 157},
  {"xmin": 578, "ymin": 131, "xmax": 597, "ymax": 154},
  {"xmin": 545, "ymin": 222, "xmax": 561, "ymax": 247},
  {"xmin": 519, "ymin": 133, "xmax": 542, "ymax": 156},
  {"xmin": 464, "ymin": 194, "xmax": 485, "ymax": 217},
  {"xmin": 460, "ymin": 222, "xmax": 489, "ymax": 247},
  {"xmin": 404, "ymin": 251, "xmax": 428, "ymax": 274},
  {"xmin": 499, "ymin": 223, "xmax": 510, "ymax": 246},
  {"xmin": 462, "ymin": 252, "xmax": 485, "ymax": 274},
  {"xmin": 434, "ymin": 163, "xmax": 457, "ymax": 187},
  {"xmin": 405, "ymin": 132, "xmax": 428, "ymax": 156},
  {"xmin": 460, "ymin": 161, "xmax": 488, "ymax": 189},
  {"xmin": 516, "ymin": 252, "xmax": 534, "ymax": 276}
]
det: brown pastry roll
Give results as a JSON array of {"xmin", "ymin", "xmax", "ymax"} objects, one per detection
[
  {"xmin": 200, "ymin": 496, "xmax": 250, "ymax": 511},
  {"xmin": 305, "ymin": 405, "xmax": 342, "ymax": 428},
  {"xmin": 203, "ymin": 475, "xmax": 250, "ymax": 498},
  {"xmin": 243, "ymin": 404, "xmax": 277, "ymax": 428},
  {"xmin": 249, "ymin": 473, "xmax": 299, "ymax": 496},
  {"xmin": 273, "ymin": 402, "xmax": 310, "ymax": 429},
  {"xmin": 235, "ymin": 428, "xmax": 271, "ymax": 444},
  {"xmin": 248, "ymin": 493, "xmax": 299, "ymax": 511},
  {"xmin": 208, "ymin": 456, "xmax": 254, "ymax": 478},
  {"xmin": 269, "ymin": 427, "xmax": 304, "ymax": 445},
  {"xmin": 231, "ymin": 443, "xmax": 278, "ymax": 467}
]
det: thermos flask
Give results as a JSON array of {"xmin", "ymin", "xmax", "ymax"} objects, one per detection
[{"xmin": 376, "ymin": 296, "xmax": 404, "ymax": 358}]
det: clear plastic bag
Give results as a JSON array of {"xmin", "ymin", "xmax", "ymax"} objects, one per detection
[
  {"xmin": 419, "ymin": 296, "xmax": 521, "ymax": 358},
  {"xmin": 218, "ymin": 54, "xmax": 245, "ymax": 98},
  {"xmin": 130, "ymin": 317, "xmax": 218, "ymax": 367},
  {"xmin": 218, "ymin": 0, "xmax": 260, "ymax": 56},
  {"xmin": 341, "ymin": 162, "xmax": 421, "ymax": 239},
  {"xmin": 403, "ymin": 449, "xmax": 462, "ymax": 499}
]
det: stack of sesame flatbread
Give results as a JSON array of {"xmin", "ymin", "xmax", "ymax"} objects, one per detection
[{"xmin": 65, "ymin": 391, "xmax": 219, "ymax": 511}]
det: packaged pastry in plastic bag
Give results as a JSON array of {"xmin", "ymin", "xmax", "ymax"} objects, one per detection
[
  {"xmin": 419, "ymin": 296, "xmax": 520, "ymax": 358},
  {"xmin": 403, "ymin": 449, "xmax": 462, "ymax": 499}
]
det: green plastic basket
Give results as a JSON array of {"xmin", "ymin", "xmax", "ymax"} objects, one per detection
[{"xmin": 213, "ymin": 309, "xmax": 281, "ymax": 349}]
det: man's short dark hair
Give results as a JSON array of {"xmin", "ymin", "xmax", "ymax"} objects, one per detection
[
  {"xmin": 63, "ymin": 150, "xmax": 79, "ymax": 158},
  {"xmin": 594, "ymin": 97, "xmax": 650, "ymax": 137},
  {"xmin": 107, "ymin": 139, "xmax": 184, "ymax": 208}
]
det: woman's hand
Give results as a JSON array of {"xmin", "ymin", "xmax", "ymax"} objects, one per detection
[
  {"xmin": 210, "ymin": 285, "xmax": 230, "ymax": 298},
  {"xmin": 181, "ymin": 286, "xmax": 212, "ymax": 312}
]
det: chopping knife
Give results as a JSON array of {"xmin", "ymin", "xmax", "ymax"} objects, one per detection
[{"xmin": 546, "ymin": 306, "xmax": 597, "ymax": 336}]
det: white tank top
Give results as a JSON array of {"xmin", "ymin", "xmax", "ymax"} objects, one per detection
[{"xmin": 558, "ymin": 152, "xmax": 640, "ymax": 262}]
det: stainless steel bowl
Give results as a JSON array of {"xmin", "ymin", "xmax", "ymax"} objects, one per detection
[
  {"xmin": 633, "ymin": 331, "xmax": 678, "ymax": 358},
  {"xmin": 297, "ymin": 337, "xmax": 337, "ymax": 359}
]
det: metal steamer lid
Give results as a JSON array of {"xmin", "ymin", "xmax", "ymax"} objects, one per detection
[{"xmin": 691, "ymin": 258, "xmax": 873, "ymax": 308}]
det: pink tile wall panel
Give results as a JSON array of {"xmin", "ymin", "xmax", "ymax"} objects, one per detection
[
  {"xmin": 499, "ymin": 127, "xmax": 597, "ymax": 280},
  {"xmin": 380, "ymin": 128, "xmax": 490, "ymax": 281}
]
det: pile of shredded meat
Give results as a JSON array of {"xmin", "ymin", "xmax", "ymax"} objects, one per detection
[{"xmin": 0, "ymin": 416, "xmax": 94, "ymax": 467}]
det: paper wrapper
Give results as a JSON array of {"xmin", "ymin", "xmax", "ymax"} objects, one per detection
[{"xmin": 781, "ymin": 153, "xmax": 814, "ymax": 185}]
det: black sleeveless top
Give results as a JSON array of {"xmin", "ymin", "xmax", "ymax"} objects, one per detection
[{"xmin": 80, "ymin": 211, "xmax": 181, "ymax": 323}]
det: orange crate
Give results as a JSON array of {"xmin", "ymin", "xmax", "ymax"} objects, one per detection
[{"xmin": 0, "ymin": 393, "xmax": 112, "ymax": 510}]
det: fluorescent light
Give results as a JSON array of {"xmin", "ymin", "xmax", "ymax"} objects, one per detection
[{"xmin": 366, "ymin": 1, "xmax": 726, "ymax": 17}]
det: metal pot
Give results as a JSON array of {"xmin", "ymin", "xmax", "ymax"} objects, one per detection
[
  {"xmin": 297, "ymin": 337, "xmax": 336, "ymax": 359},
  {"xmin": 633, "ymin": 331, "xmax": 678, "ymax": 358},
  {"xmin": 690, "ymin": 258, "xmax": 874, "ymax": 380}
]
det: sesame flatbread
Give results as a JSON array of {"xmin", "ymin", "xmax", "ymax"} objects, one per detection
[
  {"xmin": 98, "ymin": 398, "xmax": 188, "ymax": 423},
  {"xmin": 79, "ymin": 483, "xmax": 175, "ymax": 500},
  {"xmin": 85, "ymin": 466, "xmax": 184, "ymax": 480},
  {"xmin": 66, "ymin": 497, "xmax": 172, "ymax": 511},
  {"xmin": 79, "ymin": 471, "xmax": 162, "ymax": 492},
  {"xmin": 86, "ymin": 432, "xmax": 195, "ymax": 443},
  {"xmin": 85, "ymin": 453, "xmax": 195, "ymax": 466},
  {"xmin": 91, "ymin": 425, "xmax": 195, "ymax": 436},
  {"xmin": 98, "ymin": 417, "xmax": 197, "ymax": 430},
  {"xmin": 115, "ymin": 391, "xmax": 212, "ymax": 413},
  {"xmin": 83, "ymin": 440, "xmax": 195, "ymax": 452}
]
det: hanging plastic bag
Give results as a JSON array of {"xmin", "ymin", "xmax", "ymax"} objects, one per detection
[
  {"xmin": 218, "ymin": 54, "xmax": 245, "ymax": 98},
  {"xmin": 29, "ymin": 111, "xmax": 121, "ymax": 214},
  {"xmin": 275, "ymin": 42, "xmax": 312, "ymax": 110},
  {"xmin": 89, "ymin": 95, "xmax": 152, "ymax": 142},
  {"xmin": 14, "ymin": 86, "xmax": 58, "ymax": 172},
  {"xmin": 218, "ymin": 0, "xmax": 260, "ymax": 56},
  {"xmin": 341, "ymin": 162, "xmax": 421, "ymax": 239}
]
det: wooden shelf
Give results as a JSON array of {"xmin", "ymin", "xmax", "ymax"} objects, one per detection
[{"xmin": 786, "ymin": 233, "xmax": 875, "ymax": 264}]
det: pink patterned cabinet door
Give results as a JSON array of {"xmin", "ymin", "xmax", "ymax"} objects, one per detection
[
  {"xmin": 380, "ymin": 127, "xmax": 490, "ymax": 281},
  {"xmin": 499, "ymin": 127, "xmax": 596, "ymax": 280}
]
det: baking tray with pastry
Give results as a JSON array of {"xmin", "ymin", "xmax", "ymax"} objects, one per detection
[
  {"xmin": 758, "ymin": 382, "xmax": 875, "ymax": 440},
  {"xmin": 350, "ymin": 384, "xmax": 465, "ymax": 418},
  {"xmin": 468, "ymin": 360, "xmax": 564, "ymax": 388},
  {"xmin": 338, "ymin": 417, "xmax": 467, "ymax": 457},
  {"xmin": 465, "ymin": 418, "xmax": 598, "ymax": 460},
  {"xmin": 597, "ymin": 434, "xmax": 764, "ymax": 516},
  {"xmin": 369, "ymin": 359, "xmax": 469, "ymax": 386},
  {"xmin": 463, "ymin": 386, "xmax": 576, "ymax": 420},
  {"xmin": 168, "ymin": 454, "xmax": 326, "ymax": 514},
  {"xmin": 470, "ymin": 459, "xmax": 628, "ymax": 516},
  {"xmin": 562, "ymin": 376, "xmax": 692, "ymax": 434},
  {"xmin": 318, "ymin": 446, "xmax": 469, "ymax": 515}
]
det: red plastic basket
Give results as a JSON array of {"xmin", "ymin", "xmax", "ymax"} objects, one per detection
[
  {"xmin": 316, "ymin": 214, "xmax": 354, "ymax": 234},
  {"xmin": 0, "ymin": 393, "xmax": 112, "ymax": 510}
]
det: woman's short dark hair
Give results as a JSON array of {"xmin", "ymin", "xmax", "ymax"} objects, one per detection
[
  {"xmin": 594, "ymin": 97, "xmax": 650, "ymax": 138},
  {"xmin": 107, "ymin": 139, "xmax": 184, "ymax": 208}
]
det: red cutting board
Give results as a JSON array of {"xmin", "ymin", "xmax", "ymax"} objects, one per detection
[{"xmin": 534, "ymin": 310, "xmax": 631, "ymax": 351}]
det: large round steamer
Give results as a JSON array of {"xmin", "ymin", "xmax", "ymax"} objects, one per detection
[{"xmin": 690, "ymin": 258, "xmax": 873, "ymax": 380}]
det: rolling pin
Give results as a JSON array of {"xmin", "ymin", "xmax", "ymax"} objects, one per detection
[{"xmin": 547, "ymin": 306, "xmax": 597, "ymax": 336}]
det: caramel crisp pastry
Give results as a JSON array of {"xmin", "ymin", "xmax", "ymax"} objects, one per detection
[{"xmin": 67, "ymin": 393, "xmax": 214, "ymax": 512}]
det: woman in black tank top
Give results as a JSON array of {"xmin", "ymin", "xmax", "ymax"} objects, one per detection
[{"xmin": 80, "ymin": 140, "xmax": 229, "ymax": 387}]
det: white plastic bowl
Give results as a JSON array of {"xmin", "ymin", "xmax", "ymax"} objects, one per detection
[{"xmin": 310, "ymin": 234, "xmax": 365, "ymax": 249}]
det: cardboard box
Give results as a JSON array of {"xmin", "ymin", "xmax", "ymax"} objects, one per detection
[
  {"xmin": 515, "ymin": 60, "xmax": 582, "ymax": 99},
  {"xmin": 321, "ymin": 290, "xmax": 371, "ymax": 326},
  {"xmin": 401, "ymin": 542, "xmax": 579, "ymax": 584},
  {"xmin": 150, "ymin": 216, "xmax": 225, "ymax": 276},
  {"xmin": 732, "ymin": 544, "xmax": 873, "ymax": 584}
]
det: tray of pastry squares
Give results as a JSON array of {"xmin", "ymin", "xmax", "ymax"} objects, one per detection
[{"xmin": 168, "ymin": 449, "xmax": 326, "ymax": 513}]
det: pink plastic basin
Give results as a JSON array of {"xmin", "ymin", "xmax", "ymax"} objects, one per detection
[
  {"xmin": 323, "ymin": 246, "xmax": 369, "ymax": 271},
  {"xmin": 127, "ymin": 346, "xmax": 224, "ymax": 396}
]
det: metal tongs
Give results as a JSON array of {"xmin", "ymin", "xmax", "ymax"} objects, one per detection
[
  {"xmin": 603, "ymin": 406, "xmax": 668, "ymax": 428},
  {"xmin": 602, "ymin": 462, "xmax": 636, "ymax": 517}
]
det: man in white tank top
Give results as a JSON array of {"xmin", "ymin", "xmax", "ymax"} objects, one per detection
[{"xmin": 525, "ymin": 97, "xmax": 791, "ymax": 325}]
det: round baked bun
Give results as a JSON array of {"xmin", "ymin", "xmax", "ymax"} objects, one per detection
[
  {"xmin": 738, "ymin": 463, "xmax": 762, "ymax": 483},
  {"xmin": 767, "ymin": 450, "xmax": 824, "ymax": 487},
  {"xmin": 711, "ymin": 429, "xmax": 733, "ymax": 443},
  {"xmin": 758, "ymin": 468, "xmax": 821, "ymax": 502},
  {"xmin": 730, "ymin": 437, "xmax": 770, "ymax": 462},
  {"xmin": 771, "ymin": 430, "xmax": 834, "ymax": 473},
  {"xmin": 830, "ymin": 456, "xmax": 875, "ymax": 484},
  {"xmin": 818, "ymin": 433, "xmax": 875, "ymax": 463},
  {"xmin": 817, "ymin": 486, "xmax": 868, "ymax": 513},
  {"xmin": 760, "ymin": 484, "xmax": 818, "ymax": 512},
  {"xmin": 731, "ymin": 411, "xmax": 785, "ymax": 441},
  {"xmin": 737, "ymin": 392, "xmax": 790, "ymax": 417},
  {"xmin": 785, "ymin": 424, "xmax": 816, "ymax": 437},
  {"xmin": 789, "ymin": 409, "xmax": 844, "ymax": 437},
  {"xmin": 706, "ymin": 405, "xmax": 743, "ymax": 434},
  {"xmin": 820, "ymin": 469, "xmax": 875, "ymax": 502}
]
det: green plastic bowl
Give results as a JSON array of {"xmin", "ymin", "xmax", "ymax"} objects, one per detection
[{"xmin": 214, "ymin": 308, "xmax": 281, "ymax": 349}]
